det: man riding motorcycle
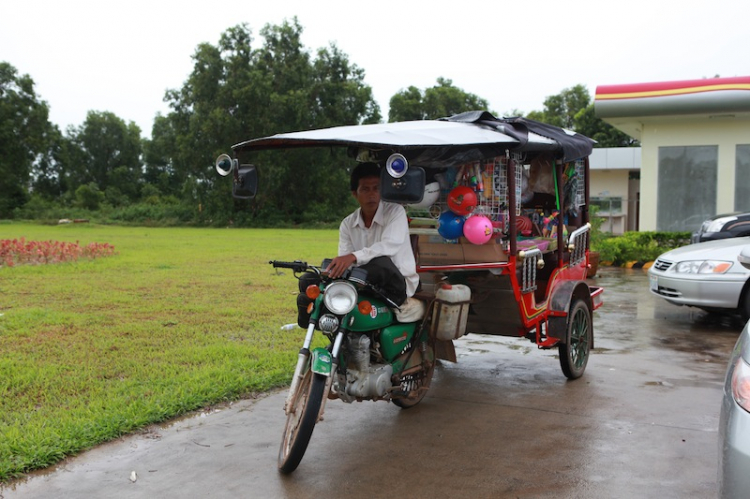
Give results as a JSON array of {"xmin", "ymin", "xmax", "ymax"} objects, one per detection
[{"xmin": 326, "ymin": 162, "xmax": 419, "ymax": 306}]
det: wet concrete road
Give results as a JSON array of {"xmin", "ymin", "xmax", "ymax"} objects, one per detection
[{"xmin": 2, "ymin": 267, "xmax": 744, "ymax": 499}]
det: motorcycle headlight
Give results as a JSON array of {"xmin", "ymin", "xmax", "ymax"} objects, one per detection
[
  {"xmin": 324, "ymin": 281, "xmax": 358, "ymax": 315},
  {"xmin": 673, "ymin": 260, "xmax": 732, "ymax": 274}
]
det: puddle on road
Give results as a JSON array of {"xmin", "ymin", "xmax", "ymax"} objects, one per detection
[{"xmin": 590, "ymin": 267, "xmax": 742, "ymax": 370}]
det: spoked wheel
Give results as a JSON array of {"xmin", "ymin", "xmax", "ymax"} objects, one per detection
[
  {"xmin": 278, "ymin": 369, "xmax": 327, "ymax": 473},
  {"xmin": 392, "ymin": 344, "xmax": 436, "ymax": 409},
  {"xmin": 559, "ymin": 298, "xmax": 592, "ymax": 379}
]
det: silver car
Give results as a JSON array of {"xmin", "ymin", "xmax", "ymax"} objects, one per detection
[
  {"xmin": 719, "ymin": 247, "xmax": 750, "ymax": 497},
  {"xmin": 648, "ymin": 237, "xmax": 750, "ymax": 319}
]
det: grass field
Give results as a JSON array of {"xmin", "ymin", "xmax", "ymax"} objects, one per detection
[{"xmin": 0, "ymin": 222, "xmax": 338, "ymax": 482}]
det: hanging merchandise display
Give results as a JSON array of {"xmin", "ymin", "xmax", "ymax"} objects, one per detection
[
  {"xmin": 408, "ymin": 182, "xmax": 441, "ymax": 210},
  {"xmin": 446, "ymin": 186, "xmax": 478, "ymax": 216},
  {"xmin": 463, "ymin": 215, "xmax": 494, "ymax": 245},
  {"xmin": 438, "ymin": 210, "xmax": 465, "ymax": 240}
]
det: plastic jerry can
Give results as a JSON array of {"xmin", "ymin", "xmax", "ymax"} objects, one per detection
[{"xmin": 433, "ymin": 283, "xmax": 471, "ymax": 340}]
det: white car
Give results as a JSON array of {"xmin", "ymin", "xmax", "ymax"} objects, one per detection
[{"xmin": 648, "ymin": 237, "xmax": 750, "ymax": 319}]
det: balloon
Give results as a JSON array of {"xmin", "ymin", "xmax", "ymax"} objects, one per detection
[
  {"xmin": 446, "ymin": 186, "xmax": 478, "ymax": 216},
  {"xmin": 438, "ymin": 211, "xmax": 465, "ymax": 240},
  {"xmin": 463, "ymin": 215, "xmax": 493, "ymax": 244}
]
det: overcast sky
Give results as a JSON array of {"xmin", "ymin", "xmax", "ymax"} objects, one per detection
[{"xmin": 2, "ymin": 0, "xmax": 748, "ymax": 139}]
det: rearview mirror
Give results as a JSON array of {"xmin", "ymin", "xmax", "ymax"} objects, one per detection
[
  {"xmin": 233, "ymin": 165, "xmax": 258, "ymax": 200},
  {"xmin": 739, "ymin": 247, "xmax": 750, "ymax": 270}
]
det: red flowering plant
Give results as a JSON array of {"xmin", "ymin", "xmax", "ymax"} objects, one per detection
[{"xmin": 0, "ymin": 238, "xmax": 117, "ymax": 267}]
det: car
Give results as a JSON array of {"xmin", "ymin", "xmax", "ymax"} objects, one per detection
[
  {"xmin": 692, "ymin": 212, "xmax": 750, "ymax": 244},
  {"xmin": 718, "ymin": 246, "xmax": 750, "ymax": 498},
  {"xmin": 648, "ymin": 237, "xmax": 750, "ymax": 319}
]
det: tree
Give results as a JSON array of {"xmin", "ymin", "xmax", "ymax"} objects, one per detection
[
  {"xmin": 29, "ymin": 125, "xmax": 66, "ymax": 200},
  {"xmin": 527, "ymin": 84, "xmax": 639, "ymax": 147},
  {"xmin": 64, "ymin": 111, "xmax": 143, "ymax": 202},
  {"xmin": 0, "ymin": 62, "xmax": 58, "ymax": 217},
  {"xmin": 388, "ymin": 86, "xmax": 426, "ymax": 122},
  {"xmin": 574, "ymin": 104, "xmax": 639, "ymax": 147},
  {"xmin": 142, "ymin": 114, "xmax": 179, "ymax": 198},
  {"xmin": 528, "ymin": 84, "xmax": 590, "ymax": 129},
  {"xmin": 388, "ymin": 78, "xmax": 490, "ymax": 122},
  {"xmin": 75, "ymin": 182, "xmax": 105, "ymax": 210},
  {"xmin": 153, "ymin": 19, "xmax": 382, "ymax": 225}
]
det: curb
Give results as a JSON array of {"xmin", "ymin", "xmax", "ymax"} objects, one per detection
[{"xmin": 611, "ymin": 260, "xmax": 654, "ymax": 270}]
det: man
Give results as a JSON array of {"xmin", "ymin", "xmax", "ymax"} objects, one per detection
[{"xmin": 326, "ymin": 162, "xmax": 419, "ymax": 305}]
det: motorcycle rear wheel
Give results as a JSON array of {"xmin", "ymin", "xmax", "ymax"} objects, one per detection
[
  {"xmin": 278, "ymin": 369, "xmax": 326, "ymax": 473},
  {"xmin": 392, "ymin": 346, "xmax": 436, "ymax": 409}
]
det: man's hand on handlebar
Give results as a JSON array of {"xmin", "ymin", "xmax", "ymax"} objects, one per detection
[{"xmin": 326, "ymin": 254, "xmax": 356, "ymax": 279}]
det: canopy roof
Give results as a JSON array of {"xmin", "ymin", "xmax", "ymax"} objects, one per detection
[
  {"xmin": 595, "ymin": 76, "xmax": 750, "ymax": 118},
  {"xmin": 232, "ymin": 112, "xmax": 595, "ymax": 166}
]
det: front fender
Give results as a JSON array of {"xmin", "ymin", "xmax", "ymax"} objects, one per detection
[
  {"xmin": 547, "ymin": 280, "xmax": 594, "ymax": 347},
  {"xmin": 310, "ymin": 347, "xmax": 333, "ymax": 376}
]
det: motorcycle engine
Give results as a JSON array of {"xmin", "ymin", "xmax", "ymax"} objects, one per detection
[
  {"xmin": 335, "ymin": 333, "xmax": 394, "ymax": 401},
  {"xmin": 344, "ymin": 364, "xmax": 393, "ymax": 399}
]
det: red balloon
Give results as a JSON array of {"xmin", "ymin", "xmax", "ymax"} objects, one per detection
[{"xmin": 447, "ymin": 186, "xmax": 478, "ymax": 216}]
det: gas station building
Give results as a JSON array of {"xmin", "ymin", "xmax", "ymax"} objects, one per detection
[{"xmin": 594, "ymin": 76, "xmax": 750, "ymax": 232}]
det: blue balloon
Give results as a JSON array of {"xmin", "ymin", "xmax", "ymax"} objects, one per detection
[{"xmin": 438, "ymin": 211, "xmax": 465, "ymax": 240}]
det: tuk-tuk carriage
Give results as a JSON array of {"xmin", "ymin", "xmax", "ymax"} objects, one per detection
[{"xmin": 216, "ymin": 111, "xmax": 603, "ymax": 472}]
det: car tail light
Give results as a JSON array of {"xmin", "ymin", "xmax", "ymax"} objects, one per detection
[{"xmin": 731, "ymin": 357, "xmax": 750, "ymax": 413}]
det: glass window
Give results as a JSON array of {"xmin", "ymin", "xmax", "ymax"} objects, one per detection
[
  {"xmin": 736, "ymin": 145, "xmax": 750, "ymax": 212},
  {"xmin": 590, "ymin": 196, "xmax": 622, "ymax": 214},
  {"xmin": 657, "ymin": 146, "xmax": 717, "ymax": 232}
]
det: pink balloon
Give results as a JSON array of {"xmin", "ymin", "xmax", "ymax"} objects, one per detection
[{"xmin": 463, "ymin": 215, "xmax": 493, "ymax": 244}]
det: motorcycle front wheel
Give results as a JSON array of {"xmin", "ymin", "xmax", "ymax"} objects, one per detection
[{"xmin": 278, "ymin": 369, "xmax": 326, "ymax": 473}]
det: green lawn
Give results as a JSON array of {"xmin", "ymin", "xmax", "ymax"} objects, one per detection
[{"xmin": 0, "ymin": 223, "xmax": 338, "ymax": 482}]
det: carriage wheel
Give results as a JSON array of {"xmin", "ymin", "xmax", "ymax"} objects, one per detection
[{"xmin": 558, "ymin": 298, "xmax": 592, "ymax": 379}]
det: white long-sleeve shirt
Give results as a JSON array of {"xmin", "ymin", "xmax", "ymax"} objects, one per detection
[{"xmin": 338, "ymin": 201, "xmax": 419, "ymax": 297}]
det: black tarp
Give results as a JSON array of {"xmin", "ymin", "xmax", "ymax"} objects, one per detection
[{"xmin": 444, "ymin": 111, "xmax": 595, "ymax": 163}]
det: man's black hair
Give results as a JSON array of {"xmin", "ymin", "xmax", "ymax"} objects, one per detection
[{"xmin": 350, "ymin": 162, "xmax": 380, "ymax": 192}]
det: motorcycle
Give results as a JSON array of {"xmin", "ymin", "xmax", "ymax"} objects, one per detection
[{"xmin": 270, "ymin": 259, "xmax": 436, "ymax": 474}]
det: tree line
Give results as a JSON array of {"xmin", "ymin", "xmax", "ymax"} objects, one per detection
[{"xmin": 1, "ymin": 19, "xmax": 635, "ymax": 226}]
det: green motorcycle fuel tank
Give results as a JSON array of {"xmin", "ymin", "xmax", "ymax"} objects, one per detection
[
  {"xmin": 348, "ymin": 296, "xmax": 393, "ymax": 331},
  {"xmin": 346, "ymin": 295, "xmax": 418, "ymax": 362}
]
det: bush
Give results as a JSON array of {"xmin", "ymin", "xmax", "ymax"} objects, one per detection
[
  {"xmin": 12, "ymin": 196, "xmax": 96, "ymax": 224},
  {"xmin": 105, "ymin": 202, "xmax": 196, "ymax": 226},
  {"xmin": 75, "ymin": 183, "xmax": 105, "ymax": 210},
  {"xmin": 589, "ymin": 205, "xmax": 606, "ymax": 250},
  {"xmin": 595, "ymin": 231, "xmax": 691, "ymax": 266}
]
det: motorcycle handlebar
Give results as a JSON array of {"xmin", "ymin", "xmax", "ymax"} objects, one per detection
[
  {"xmin": 269, "ymin": 259, "xmax": 398, "ymax": 309},
  {"xmin": 268, "ymin": 260, "xmax": 311, "ymax": 274}
]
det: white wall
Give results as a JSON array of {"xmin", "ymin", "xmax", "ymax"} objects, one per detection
[
  {"xmin": 639, "ymin": 118, "xmax": 749, "ymax": 230},
  {"xmin": 590, "ymin": 169, "xmax": 630, "ymax": 199},
  {"xmin": 588, "ymin": 147, "xmax": 641, "ymax": 234},
  {"xmin": 589, "ymin": 147, "xmax": 641, "ymax": 171}
]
